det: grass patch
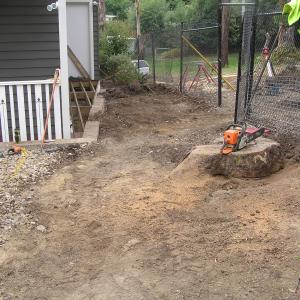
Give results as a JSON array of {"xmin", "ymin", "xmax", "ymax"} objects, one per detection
[{"xmin": 145, "ymin": 53, "xmax": 239, "ymax": 81}]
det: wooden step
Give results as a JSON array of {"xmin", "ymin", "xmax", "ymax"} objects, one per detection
[{"xmin": 70, "ymin": 91, "xmax": 95, "ymax": 101}]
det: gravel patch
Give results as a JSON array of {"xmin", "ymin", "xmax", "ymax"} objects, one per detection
[{"xmin": 0, "ymin": 143, "xmax": 98, "ymax": 245}]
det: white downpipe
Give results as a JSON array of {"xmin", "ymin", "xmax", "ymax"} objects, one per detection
[{"xmin": 58, "ymin": 0, "xmax": 71, "ymax": 139}]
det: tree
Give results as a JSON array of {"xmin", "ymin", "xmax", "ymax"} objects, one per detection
[
  {"xmin": 100, "ymin": 21, "xmax": 133, "ymax": 62},
  {"xmin": 165, "ymin": 1, "xmax": 195, "ymax": 24},
  {"xmin": 140, "ymin": 0, "xmax": 168, "ymax": 33},
  {"xmin": 190, "ymin": 0, "xmax": 218, "ymax": 23},
  {"xmin": 221, "ymin": 4, "xmax": 230, "ymax": 66},
  {"xmin": 128, "ymin": 0, "xmax": 168, "ymax": 33},
  {"xmin": 99, "ymin": 0, "xmax": 106, "ymax": 31},
  {"xmin": 277, "ymin": 0, "xmax": 295, "ymax": 48},
  {"xmin": 106, "ymin": 0, "xmax": 132, "ymax": 20}
]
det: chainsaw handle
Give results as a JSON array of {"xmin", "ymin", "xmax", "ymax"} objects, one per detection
[{"xmin": 226, "ymin": 123, "xmax": 246, "ymax": 131}]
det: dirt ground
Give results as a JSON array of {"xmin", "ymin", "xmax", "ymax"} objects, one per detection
[{"xmin": 0, "ymin": 87, "xmax": 299, "ymax": 299}]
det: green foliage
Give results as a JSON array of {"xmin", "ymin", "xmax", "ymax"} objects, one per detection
[
  {"xmin": 189, "ymin": 0, "xmax": 218, "ymax": 22},
  {"xmin": 100, "ymin": 21, "xmax": 132, "ymax": 63},
  {"xmin": 229, "ymin": 15, "xmax": 241, "ymax": 50},
  {"xmin": 141, "ymin": 0, "xmax": 168, "ymax": 33},
  {"xmin": 106, "ymin": 0, "xmax": 132, "ymax": 20},
  {"xmin": 165, "ymin": 1, "xmax": 195, "ymax": 23},
  {"xmin": 129, "ymin": 0, "xmax": 168, "ymax": 33},
  {"xmin": 121, "ymin": 0, "xmax": 283, "ymax": 35},
  {"xmin": 103, "ymin": 20, "xmax": 133, "ymax": 37},
  {"xmin": 101, "ymin": 0, "xmax": 283, "ymax": 83},
  {"xmin": 166, "ymin": 0, "xmax": 178, "ymax": 10},
  {"xmin": 105, "ymin": 54, "xmax": 139, "ymax": 85},
  {"xmin": 100, "ymin": 21, "xmax": 137, "ymax": 84}
]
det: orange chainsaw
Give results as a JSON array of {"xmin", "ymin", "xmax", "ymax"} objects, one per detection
[{"xmin": 221, "ymin": 124, "xmax": 266, "ymax": 155}]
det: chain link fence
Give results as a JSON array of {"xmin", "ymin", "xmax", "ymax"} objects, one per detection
[
  {"xmin": 150, "ymin": 25, "xmax": 181, "ymax": 85},
  {"xmin": 104, "ymin": 0, "xmax": 300, "ymax": 137},
  {"xmin": 141, "ymin": 22, "xmax": 230, "ymax": 106},
  {"xmin": 181, "ymin": 22, "xmax": 219, "ymax": 101},
  {"xmin": 132, "ymin": 28, "xmax": 180, "ymax": 85},
  {"xmin": 234, "ymin": 2, "xmax": 257, "ymax": 122},
  {"xmin": 235, "ymin": 3, "xmax": 300, "ymax": 137}
]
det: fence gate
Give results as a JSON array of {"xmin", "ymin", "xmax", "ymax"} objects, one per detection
[{"xmin": 235, "ymin": 2, "xmax": 300, "ymax": 137}]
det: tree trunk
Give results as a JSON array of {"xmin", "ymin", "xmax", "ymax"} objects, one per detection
[
  {"xmin": 278, "ymin": 24, "xmax": 295, "ymax": 47},
  {"xmin": 99, "ymin": 0, "xmax": 106, "ymax": 31},
  {"xmin": 221, "ymin": 5, "xmax": 230, "ymax": 66},
  {"xmin": 278, "ymin": 0, "xmax": 285, "ymax": 9},
  {"xmin": 276, "ymin": 1, "xmax": 295, "ymax": 49},
  {"xmin": 135, "ymin": 0, "xmax": 143, "ymax": 62}
]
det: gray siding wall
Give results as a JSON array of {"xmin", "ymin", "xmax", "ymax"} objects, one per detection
[
  {"xmin": 0, "ymin": 0, "xmax": 60, "ymax": 81},
  {"xmin": 93, "ymin": 5, "xmax": 100, "ymax": 80}
]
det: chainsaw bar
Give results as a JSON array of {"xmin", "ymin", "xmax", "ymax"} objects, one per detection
[{"xmin": 237, "ymin": 127, "xmax": 265, "ymax": 151}]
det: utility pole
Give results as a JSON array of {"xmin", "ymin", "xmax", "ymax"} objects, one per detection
[
  {"xmin": 218, "ymin": 0, "xmax": 222, "ymax": 107},
  {"xmin": 135, "ymin": 0, "xmax": 141, "ymax": 69},
  {"xmin": 99, "ymin": 0, "xmax": 106, "ymax": 31},
  {"xmin": 221, "ymin": 0, "xmax": 230, "ymax": 66}
]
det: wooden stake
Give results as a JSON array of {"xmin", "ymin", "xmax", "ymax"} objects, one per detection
[{"xmin": 70, "ymin": 82, "xmax": 85, "ymax": 132}]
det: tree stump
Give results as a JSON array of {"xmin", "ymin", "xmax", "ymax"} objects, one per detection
[{"xmin": 173, "ymin": 138, "xmax": 284, "ymax": 179}]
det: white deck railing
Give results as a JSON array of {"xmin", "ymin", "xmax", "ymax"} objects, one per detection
[{"xmin": 0, "ymin": 79, "xmax": 63, "ymax": 143}]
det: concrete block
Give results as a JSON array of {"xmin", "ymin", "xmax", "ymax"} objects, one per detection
[{"xmin": 82, "ymin": 121, "xmax": 100, "ymax": 140}]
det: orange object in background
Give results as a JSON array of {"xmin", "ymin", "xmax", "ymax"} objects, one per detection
[
  {"xmin": 12, "ymin": 145, "xmax": 22, "ymax": 154},
  {"xmin": 41, "ymin": 69, "xmax": 60, "ymax": 148},
  {"xmin": 8, "ymin": 144, "xmax": 22, "ymax": 155}
]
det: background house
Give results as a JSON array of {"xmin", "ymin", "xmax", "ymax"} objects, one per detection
[
  {"xmin": 105, "ymin": 15, "xmax": 117, "ymax": 22},
  {"xmin": 0, "ymin": 0, "xmax": 99, "ymax": 143}
]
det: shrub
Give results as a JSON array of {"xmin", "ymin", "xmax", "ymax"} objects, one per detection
[
  {"xmin": 100, "ymin": 21, "xmax": 133, "ymax": 63},
  {"xmin": 105, "ymin": 54, "xmax": 139, "ymax": 85}
]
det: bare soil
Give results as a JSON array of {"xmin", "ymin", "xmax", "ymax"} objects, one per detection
[{"xmin": 0, "ymin": 88, "xmax": 299, "ymax": 299}]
